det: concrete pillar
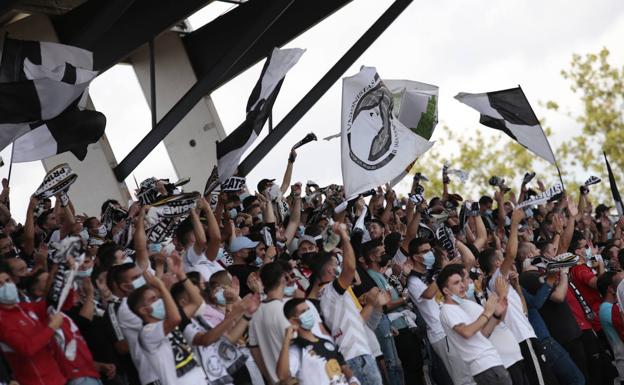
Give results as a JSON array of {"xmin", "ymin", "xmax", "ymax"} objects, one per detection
[
  {"xmin": 1, "ymin": 13, "xmax": 132, "ymax": 213},
  {"xmin": 130, "ymin": 31, "xmax": 226, "ymax": 193}
]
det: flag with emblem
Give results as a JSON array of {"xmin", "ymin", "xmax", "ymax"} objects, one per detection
[{"xmin": 341, "ymin": 66, "xmax": 434, "ymax": 197}]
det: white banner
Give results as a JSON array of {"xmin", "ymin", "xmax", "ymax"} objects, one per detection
[
  {"xmin": 341, "ymin": 67, "xmax": 434, "ymax": 197},
  {"xmin": 518, "ymin": 182, "xmax": 563, "ymax": 208}
]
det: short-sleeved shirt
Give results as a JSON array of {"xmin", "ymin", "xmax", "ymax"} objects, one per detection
[
  {"xmin": 440, "ymin": 302, "xmax": 503, "ymax": 376},
  {"xmin": 248, "ymin": 299, "xmax": 291, "ymax": 384},
  {"xmin": 117, "ymin": 299, "xmax": 159, "ymax": 385},
  {"xmin": 184, "ymin": 245, "xmax": 224, "ymax": 281},
  {"xmin": 407, "ymin": 275, "xmax": 445, "ymax": 343},
  {"xmin": 570, "ymin": 264, "xmax": 602, "ymax": 331},
  {"xmin": 139, "ymin": 321, "xmax": 204, "ymax": 385},
  {"xmin": 488, "ymin": 269, "xmax": 537, "ymax": 342},
  {"xmin": 289, "ymin": 336, "xmax": 349, "ymax": 385},
  {"xmin": 319, "ymin": 280, "xmax": 373, "ymax": 361}
]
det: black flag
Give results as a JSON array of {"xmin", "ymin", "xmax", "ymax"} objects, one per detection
[{"xmin": 604, "ymin": 152, "xmax": 623, "ymax": 216}]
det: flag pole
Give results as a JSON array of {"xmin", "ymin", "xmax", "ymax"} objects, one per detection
[
  {"xmin": 518, "ymin": 85, "xmax": 565, "ymax": 189},
  {"xmin": 7, "ymin": 144, "xmax": 14, "ymax": 184}
]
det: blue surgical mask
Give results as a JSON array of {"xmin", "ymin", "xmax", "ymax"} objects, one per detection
[
  {"xmin": 466, "ymin": 283, "xmax": 475, "ymax": 299},
  {"xmin": 283, "ymin": 283, "xmax": 297, "ymax": 297},
  {"xmin": 585, "ymin": 247, "xmax": 593, "ymax": 260},
  {"xmin": 148, "ymin": 243, "xmax": 162, "ymax": 254},
  {"xmin": 215, "ymin": 288, "xmax": 226, "ymax": 305},
  {"xmin": 150, "ymin": 298, "xmax": 166, "ymax": 320},
  {"xmin": 0, "ymin": 282, "xmax": 19, "ymax": 304},
  {"xmin": 255, "ymin": 257, "xmax": 263, "ymax": 267},
  {"xmin": 451, "ymin": 294, "xmax": 464, "ymax": 305},
  {"xmin": 229, "ymin": 208, "xmax": 238, "ymax": 219},
  {"xmin": 79, "ymin": 229, "xmax": 89, "ymax": 241},
  {"xmin": 334, "ymin": 265, "xmax": 342, "ymax": 277},
  {"xmin": 485, "ymin": 210, "xmax": 493, "ymax": 216},
  {"xmin": 298, "ymin": 226, "xmax": 305, "ymax": 237},
  {"xmin": 216, "ymin": 247, "xmax": 225, "ymax": 261},
  {"xmin": 76, "ymin": 267, "xmax": 93, "ymax": 279},
  {"xmin": 132, "ymin": 275, "xmax": 146, "ymax": 289},
  {"xmin": 298, "ymin": 308, "xmax": 315, "ymax": 330},
  {"xmin": 422, "ymin": 251, "xmax": 436, "ymax": 269}
]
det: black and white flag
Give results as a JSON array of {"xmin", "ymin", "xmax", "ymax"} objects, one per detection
[
  {"xmin": 518, "ymin": 182, "xmax": 563, "ymax": 208},
  {"xmin": 216, "ymin": 47, "xmax": 304, "ymax": 181},
  {"xmin": 455, "ymin": 87, "xmax": 556, "ymax": 165},
  {"xmin": 0, "ymin": 37, "xmax": 101, "ymax": 159},
  {"xmin": 341, "ymin": 67, "xmax": 434, "ymax": 197},
  {"xmin": 604, "ymin": 152, "xmax": 623, "ymax": 216},
  {"xmin": 13, "ymin": 107, "xmax": 105, "ymax": 162}
]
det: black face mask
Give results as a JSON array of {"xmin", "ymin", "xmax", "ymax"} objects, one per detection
[{"xmin": 299, "ymin": 252, "xmax": 317, "ymax": 266}]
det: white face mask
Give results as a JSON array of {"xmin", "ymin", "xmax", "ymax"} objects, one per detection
[{"xmin": 268, "ymin": 184, "xmax": 281, "ymax": 201}]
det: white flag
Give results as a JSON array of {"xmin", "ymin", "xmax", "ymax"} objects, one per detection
[{"xmin": 341, "ymin": 67, "xmax": 433, "ymax": 197}]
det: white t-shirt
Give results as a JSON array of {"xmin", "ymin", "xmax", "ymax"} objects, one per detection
[
  {"xmin": 407, "ymin": 276, "xmax": 445, "ymax": 343},
  {"xmin": 440, "ymin": 302, "xmax": 503, "ymax": 376},
  {"xmin": 248, "ymin": 299, "xmax": 291, "ymax": 384},
  {"xmin": 459, "ymin": 299, "xmax": 523, "ymax": 368},
  {"xmin": 288, "ymin": 337, "xmax": 349, "ymax": 385},
  {"xmin": 184, "ymin": 245, "xmax": 224, "ymax": 281},
  {"xmin": 489, "ymin": 269, "xmax": 537, "ymax": 342},
  {"xmin": 139, "ymin": 321, "xmax": 205, "ymax": 385},
  {"xmin": 319, "ymin": 281, "xmax": 372, "ymax": 361},
  {"xmin": 117, "ymin": 299, "xmax": 159, "ymax": 385}
]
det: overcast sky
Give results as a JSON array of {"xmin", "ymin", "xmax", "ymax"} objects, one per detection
[{"xmin": 3, "ymin": 0, "xmax": 624, "ymax": 222}]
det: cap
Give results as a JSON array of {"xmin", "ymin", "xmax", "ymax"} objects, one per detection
[
  {"xmin": 595, "ymin": 203, "xmax": 611, "ymax": 216},
  {"xmin": 298, "ymin": 235, "xmax": 317, "ymax": 249},
  {"xmin": 257, "ymin": 178, "xmax": 276, "ymax": 193},
  {"xmin": 229, "ymin": 236, "xmax": 259, "ymax": 253}
]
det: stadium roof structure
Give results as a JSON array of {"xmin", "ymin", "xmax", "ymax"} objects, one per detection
[{"xmin": 0, "ymin": 0, "xmax": 412, "ymax": 180}]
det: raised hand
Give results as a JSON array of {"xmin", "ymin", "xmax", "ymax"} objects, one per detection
[
  {"xmin": 483, "ymin": 292, "xmax": 499, "ymax": 316},
  {"xmin": 494, "ymin": 275, "xmax": 508, "ymax": 299}
]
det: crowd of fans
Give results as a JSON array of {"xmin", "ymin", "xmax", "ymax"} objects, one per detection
[{"xmin": 1, "ymin": 150, "xmax": 624, "ymax": 385}]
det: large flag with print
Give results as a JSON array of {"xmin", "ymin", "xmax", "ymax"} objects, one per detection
[
  {"xmin": 455, "ymin": 86, "xmax": 556, "ymax": 165},
  {"xmin": 216, "ymin": 47, "xmax": 304, "ymax": 182},
  {"xmin": 0, "ymin": 37, "xmax": 104, "ymax": 160},
  {"xmin": 341, "ymin": 67, "xmax": 434, "ymax": 197},
  {"xmin": 604, "ymin": 152, "xmax": 624, "ymax": 216}
]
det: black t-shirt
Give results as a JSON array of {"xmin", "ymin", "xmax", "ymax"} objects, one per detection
[
  {"xmin": 520, "ymin": 271, "xmax": 581, "ymax": 344},
  {"xmin": 352, "ymin": 265, "xmax": 377, "ymax": 298},
  {"xmin": 227, "ymin": 264, "xmax": 258, "ymax": 298}
]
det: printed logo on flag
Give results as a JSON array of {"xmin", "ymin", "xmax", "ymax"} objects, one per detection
[{"xmin": 345, "ymin": 74, "xmax": 398, "ymax": 171}]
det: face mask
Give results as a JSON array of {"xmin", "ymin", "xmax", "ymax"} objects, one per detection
[
  {"xmin": 216, "ymin": 247, "xmax": 225, "ymax": 261},
  {"xmin": 79, "ymin": 229, "xmax": 89, "ymax": 241},
  {"xmin": 451, "ymin": 294, "xmax": 464, "ymax": 305},
  {"xmin": 215, "ymin": 288, "xmax": 226, "ymax": 305},
  {"xmin": 283, "ymin": 283, "xmax": 297, "ymax": 297},
  {"xmin": 255, "ymin": 213, "xmax": 264, "ymax": 223},
  {"xmin": 422, "ymin": 251, "xmax": 436, "ymax": 269},
  {"xmin": 585, "ymin": 247, "xmax": 593, "ymax": 260},
  {"xmin": 466, "ymin": 283, "xmax": 475, "ymax": 299},
  {"xmin": 298, "ymin": 308, "xmax": 315, "ymax": 330},
  {"xmin": 132, "ymin": 275, "xmax": 146, "ymax": 289},
  {"xmin": 485, "ymin": 210, "xmax": 493, "ymax": 216},
  {"xmin": 255, "ymin": 256, "xmax": 263, "ymax": 267},
  {"xmin": 300, "ymin": 252, "xmax": 317, "ymax": 262},
  {"xmin": 298, "ymin": 226, "xmax": 305, "ymax": 237},
  {"xmin": 268, "ymin": 184, "xmax": 281, "ymax": 201},
  {"xmin": 524, "ymin": 208, "xmax": 534, "ymax": 218},
  {"xmin": 149, "ymin": 243, "xmax": 162, "ymax": 254},
  {"xmin": 229, "ymin": 208, "xmax": 238, "ymax": 219},
  {"xmin": 333, "ymin": 265, "xmax": 342, "ymax": 277},
  {"xmin": 0, "ymin": 282, "xmax": 19, "ymax": 304},
  {"xmin": 150, "ymin": 298, "xmax": 166, "ymax": 320},
  {"xmin": 97, "ymin": 225, "xmax": 107, "ymax": 238},
  {"xmin": 76, "ymin": 267, "xmax": 93, "ymax": 279}
]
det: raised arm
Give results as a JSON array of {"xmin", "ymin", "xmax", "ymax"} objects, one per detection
[
  {"xmin": 336, "ymin": 223, "xmax": 355, "ymax": 289},
  {"xmin": 501, "ymin": 209, "xmax": 524, "ymax": 276},
  {"xmin": 199, "ymin": 198, "xmax": 220, "ymax": 262},
  {"xmin": 401, "ymin": 209, "xmax": 421, "ymax": 253},
  {"xmin": 133, "ymin": 206, "xmax": 150, "ymax": 272},
  {"xmin": 276, "ymin": 325, "xmax": 297, "ymax": 381},
  {"xmin": 548, "ymin": 268, "xmax": 569, "ymax": 303},
  {"xmin": 280, "ymin": 149, "xmax": 297, "ymax": 194},
  {"xmin": 190, "ymin": 207, "xmax": 207, "ymax": 256},
  {"xmin": 144, "ymin": 271, "xmax": 181, "ymax": 335},
  {"xmin": 472, "ymin": 215, "xmax": 488, "ymax": 252},
  {"xmin": 559, "ymin": 198, "xmax": 578, "ymax": 254},
  {"xmin": 22, "ymin": 196, "xmax": 38, "ymax": 257},
  {"xmin": 284, "ymin": 184, "xmax": 302, "ymax": 247}
]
